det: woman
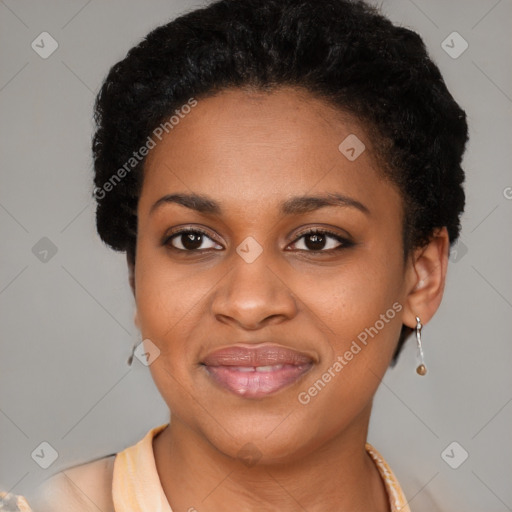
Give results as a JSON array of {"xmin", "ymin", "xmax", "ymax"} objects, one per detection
[{"xmin": 28, "ymin": 0, "xmax": 468, "ymax": 510}]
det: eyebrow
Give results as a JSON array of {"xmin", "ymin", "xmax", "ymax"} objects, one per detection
[{"xmin": 149, "ymin": 192, "xmax": 370, "ymax": 216}]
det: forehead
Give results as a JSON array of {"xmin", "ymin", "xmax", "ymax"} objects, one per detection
[{"xmin": 139, "ymin": 86, "xmax": 400, "ymax": 218}]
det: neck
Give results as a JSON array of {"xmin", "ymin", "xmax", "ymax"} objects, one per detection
[{"xmin": 153, "ymin": 404, "xmax": 390, "ymax": 512}]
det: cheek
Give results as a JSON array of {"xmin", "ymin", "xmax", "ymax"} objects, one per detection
[
  {"xmin": 301, "ymin": 244, "xmax": 405, "ymax": 371},
  {"xmin": 133, "ymin": 245, "xmax": 221, "ymax": 366},
  {"xmin": 314, "ymin": 256, "xmax": 401, "ymax": 329},
  {"xmin": 133, "ymin": 245, "xmax": 191, "ymax": 345},
  {"xmin": 295, "ymin": 267, "xmax": 404, "ymax": 424}
]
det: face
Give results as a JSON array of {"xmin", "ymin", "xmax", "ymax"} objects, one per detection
[{"xmin": 133, "ymin": 86, "xmax": 416, "ymax": 463}]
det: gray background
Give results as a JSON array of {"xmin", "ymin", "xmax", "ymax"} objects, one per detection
[{"xmin": 1, "ymin": 0, "xmax": 511, "ymax": 510}]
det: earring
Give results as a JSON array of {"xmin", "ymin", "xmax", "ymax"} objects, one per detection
[
  {"xmin": 415, "ymin": 316, "xmax": 427, "ymax": 376},
  {"xmin": 127, "ymin": 341, "xmax": 138, "ymax": 366}
]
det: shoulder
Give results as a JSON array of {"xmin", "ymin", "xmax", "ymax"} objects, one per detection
[
  {"xmin": 0, "ymin": 492, "xmax": 33, "ymax": 511},
  {"xmin": 30, "ymin": 454, "xmax": 116, "ymax": 512}
]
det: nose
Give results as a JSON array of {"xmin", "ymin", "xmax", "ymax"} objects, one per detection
[{"xmin": 210, "ymin": 249, "xmax": 298, "ymax": 330}]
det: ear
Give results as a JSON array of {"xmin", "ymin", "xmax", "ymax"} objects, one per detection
[
  {"xmin": 127, "ymin": 253, "xmax": 140, "ymax": 329},
  {"xmin": 402, "ymin": 227, "xmax": 450, "ymax": 329}
]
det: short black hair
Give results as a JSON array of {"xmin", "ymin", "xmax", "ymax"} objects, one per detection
[{"xmin": 92, "ymin": 0, "xmax": 468, "ymax": 366}]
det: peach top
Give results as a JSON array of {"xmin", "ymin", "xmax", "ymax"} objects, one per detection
[
  {"xmin": 113, "ymin": 423, "xmax": 412, "ymax": 512},
  {"xmin": 22, "ymin": 423, "xmax": 412, "ymax": 511}
]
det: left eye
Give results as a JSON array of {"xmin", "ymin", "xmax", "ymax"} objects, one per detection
[{"xmin": 289, "ymin": 230, "xmax": 348, "ymax": 252}]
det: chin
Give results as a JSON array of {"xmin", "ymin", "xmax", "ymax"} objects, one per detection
[{"xmin": 195, "ymin": 409, "xmax": 327, "ymax": 466}]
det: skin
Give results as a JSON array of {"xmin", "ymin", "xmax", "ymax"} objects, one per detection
[{"xmin": 128, "ymin": 86, "xmax": 449, "ymax": 512}]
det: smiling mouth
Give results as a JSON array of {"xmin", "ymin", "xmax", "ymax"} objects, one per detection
[{"xmin": 201, "ymin": 344, "xmax": 315, "ymax": 399}]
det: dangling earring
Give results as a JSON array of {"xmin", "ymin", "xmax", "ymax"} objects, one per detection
[
  {"xmin": 415, "ymin": 316, "xmax": 427, "ymax": 375},
  {"xmin": 127, "ymin": 341, "xmax": 138, "ymax": 366}
]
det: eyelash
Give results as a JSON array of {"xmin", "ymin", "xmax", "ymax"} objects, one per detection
[{"xmin": 162, "ymin": 227, "xmax": 353, "ymax": 254}]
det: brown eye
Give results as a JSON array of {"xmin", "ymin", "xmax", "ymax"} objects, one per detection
[
  {"xmin": 290, "ymin": 229, "xmax": 351, "ymax": 252},
  {"xmin": 165, "ymin": 229, "xmax": 222, "ymax": 251}
]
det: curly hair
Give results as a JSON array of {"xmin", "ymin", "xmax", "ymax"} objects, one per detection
[{"xmin": 92, "ymin": 0, "xmax": 468, "ymax": 366}]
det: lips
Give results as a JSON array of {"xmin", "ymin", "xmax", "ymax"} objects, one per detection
[{"xmin": 201, "ymin": 345, "xmax": 314, "ymax": 399}]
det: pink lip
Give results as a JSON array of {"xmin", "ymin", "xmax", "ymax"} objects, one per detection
[{"xmin": 201, "ymin": 345, "xmax": 314, "ymax": 399}]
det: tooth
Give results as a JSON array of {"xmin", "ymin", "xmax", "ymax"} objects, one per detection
[
  {"xmin": 229, "ymin": 365, "xmax": 286, "ymax": 373},
  {"xmin": 255, "ymin": 365, "xmax": 283, "ymax": 372}
]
